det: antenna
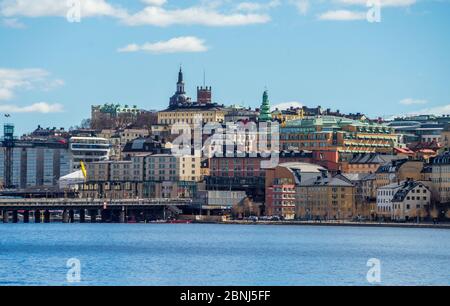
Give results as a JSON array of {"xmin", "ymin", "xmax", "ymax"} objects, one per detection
[{"xmin": 203, "ymin": 69, "xmax": 206, "ymax": 87}]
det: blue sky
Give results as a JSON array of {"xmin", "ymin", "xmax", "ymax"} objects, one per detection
[{"xmin": 0, "ymin": 0, "xmax": 449, "ymax": 135}]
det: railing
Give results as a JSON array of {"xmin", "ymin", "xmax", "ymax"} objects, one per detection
[{"xmin": 0, "ymin": 198, "xmax": 195, "ymax": 208}]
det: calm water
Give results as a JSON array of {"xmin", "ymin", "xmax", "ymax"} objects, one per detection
[{"xmin": 0, "ymin": 223, "xmax": 449, "ymax": 286}]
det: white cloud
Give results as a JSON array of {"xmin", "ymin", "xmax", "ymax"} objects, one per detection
[
  {"xmin": 0, "ymin": 102, "xmax": 64, "ymax": 113},
  {"xmin": 289, "ymin": 0, "xmax": 310, "ymax": 15},
  {"xmin": 0, "ymin": 68, "xmax": 64, "ymax": 101},
  {"xmin": 395, "ymin": 104, "xmax": 450, "ymax": 118},
  {"xmin": 236, "ymin": 1, "xmax": 280, "ymax": 12},
  {"xmin": 0, "ymin": 0, "xmax": 127, "ymax": 18},
  {"xmin": 337, "ymin": 0, "xmax": 416, "ymax": 7},
  {"xmin": 318, "ymin": 10, "xmax": 366, "ymax": 21},
  {"xmin": 271, "ymin": 101, "xmax": 303, "ymax": 111},
  {"xmin": 1, "ymin": 0, "xmax": 270, "ymax": 27},
  {"xmin": 118, "ymin": 36, "xmax": 208, "ymax": 54},
  {"xmin": 399, "ymin": 98, "xmax": 428, "ymax": 105},
  {"xmin": 122, "ymin": 6, "xmax": 270, "ymax": 27},
  {"xmin": 1, "ymin": 17, "xmax": 24, "ymax": 28},
  {"xmin": 141, "ymin": 0, "xmax": 166, "ymax": 6}
]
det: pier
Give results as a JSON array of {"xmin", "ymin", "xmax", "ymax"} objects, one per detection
[{"xmin": 0, "ymin": 198, "xmax": 194, "ymax": 223}]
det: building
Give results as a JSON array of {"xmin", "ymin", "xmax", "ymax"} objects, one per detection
[
  {"xmin": 121, "ymin": 137, "xmax": 170, "ymax": 159},
  {"xmin": 376, "ymin": 182, "xmax": 403, "ymax": 218},
  {"xmin": 145, "ymin": 154, "xmax": 202, "ymax": 183},
  {"xmin": 91, "ymin": 103, "xmax": 152, "ymax": 130},
  {"xmin": 265, "ymin": 162, "xmax": 328, "ymax": 219},
  {"xmin": 430, "ymin": 151, "xmax": 450, "ymax": 204},
  {"xmin": 375, "ymin": 159, "xmax": 424, "ymax": 188},
  {"xmin": 280, "ymin": 116, "xmax": 397, "ymax": 157},
  {"xmin": 0, "ymin": 124, "xmax": 72, "ymax": 189},
  {"xmin": 158, "ymin": 68, "xmax": 227, "ymax": 126},
  {"xmin": 207, "ymin": 151, "xmax": 316, "ymax": 202},
  {"xmin": 341, "ymin": 153, "xmax": 400, "ymax": 174},
  {"xmin": 337, "ymin": 173, "xmax": 377, "ymax": 218},
  {"xmin": 377, "ymin": 180, "xmax": 431, "ymax": 221},
  {"xmin": 69, "ymin": 137, "xmax": 111, "ymax": 170},
  {"xmin": 296, "ymin": 175, "xmax": 356, "ymax": 221},
  {"xmin": 391, "ymin": 180, "xmax": 431, "ymax": 221}
]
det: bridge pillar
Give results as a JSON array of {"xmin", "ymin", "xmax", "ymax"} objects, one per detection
[
  {"xmin": 23, "ymin": 211, "xmax": 29, "ymax": 223},
  {"xmin": 2, "ymin": 210, "xmax": 8, "ymax": 223},
  {"xmin": 62, "ymin": 210, "xmax": 69, "ymax": 223},
  {"xmin": 101, "ymin": 209, "xmax": 109, "ymax": 223},
  {"xmin": 35, "ymin": 210, "xmax": 41, "ymax": 223},
  {"xmin": 79, "ymin": 209, "xmax": 85, "ymax": 223},
  {"xmin": 89, "ymin": 210, "xmax": 97, "ymax": 223},
  {"xmin": 69, "ymin": 210, "xmax": 75, "ymax": 223},
  {"xmin": 119, "ymin": 207, "xmax": 126, "ymax": 223},
  {"xmin": 12, "ymin": 211, "xmax": 18, "ymax": 223},
  {"xmin": 44, "ymin": 210, "xmax": 51, "ymax": 223}
]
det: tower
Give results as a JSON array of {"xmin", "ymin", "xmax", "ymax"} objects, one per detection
[
  {"xmin": 3, "ymin": 124, "xmax": 15, "ymax": 188},
  {"xmin": 176, "ymin": 67, "xmax": 185, "ymax": 94},
  {"xmin": 258, "ymin": 90, "xmax": 272, "ymax": 122},
  {"xmin": 197, "ymin": 86, "xmax": 212, "ymax": 105},
  {"xmin": 169, "ymin": 67, "xmax": 191, "ymax": 108}
]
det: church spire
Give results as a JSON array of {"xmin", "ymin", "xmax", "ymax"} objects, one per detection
[
  {"xmin": 177, "ymin": 66, "xmax": 185, "ymax": 94},
  {"xmin": 259, "ymin": 90, "xmax": 272, "ymax": 122}
]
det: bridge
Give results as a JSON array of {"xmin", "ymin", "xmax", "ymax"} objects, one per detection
[{"xmin": 0, "ymin": 198, "xmax": 198, "ymax": 224}]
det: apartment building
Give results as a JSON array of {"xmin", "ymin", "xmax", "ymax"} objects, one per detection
[{"xmin": 430, "ymin": 151, "xmax": 450, "ymax": 203}]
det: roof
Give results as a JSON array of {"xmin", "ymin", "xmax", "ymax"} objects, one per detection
[
  {"xmin": 338, "ymin": 173, "xmax": 376, "ymax": 182},
  {"xmin": 392, "ymin": 181, "xmax": 430, "ymax": 202},
  {"xmin": 278, "ymin": 162, "xmax": 326, "ymax": 173},
  {"xmin": 348, "ymin": 153, "xmax": 398, "ymax": 164},
  {"xmin": 300, "ymin": 176, "xmax": 354, "ymax": 187},
  {"xmin": 375, "ymin": 159, "xmax": 409, "ymax": 174},
  {"xmin": 432, "ymin": 151, "xmax": 450, "ymax": 165}
]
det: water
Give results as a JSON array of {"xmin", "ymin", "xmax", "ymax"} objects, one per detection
[{"xmin": 0, "ymin": 223, "xmax": 449, "ymax": 286}]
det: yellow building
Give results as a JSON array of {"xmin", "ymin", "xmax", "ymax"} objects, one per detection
[
  {"xmin": 157, "ymin": 107, "xmax": 227, "ymax": 126},
  {"xmin": 431, "ymin": 152, "xmax": 450, "ymax": 203},
  {"xmin": 296, "ymin": 176, "xmax": 356, "ymax": 220}
]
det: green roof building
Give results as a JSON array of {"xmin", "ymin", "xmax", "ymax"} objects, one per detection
[{"xmin": 259, "ymin": 90, "xmax": 272, "ymax": 122}]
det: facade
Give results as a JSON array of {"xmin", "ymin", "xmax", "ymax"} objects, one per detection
[
  {"xmin": 377, "ymin": 180, "xmax": 431, "ymax": 220},
  {"xmin": 296, "ymin": 176, "xmax": 356, "ymax": 221},
  {"xmin": 341, "ymin": 153, "xmax": 400, "ymax": 174},
  {"xmin": 157, "ymin": 107, "xmax": 227, "ymax": 126},
  {"xmin": 265, "ymin": 162, "xmax": 328, "ymax": 219},
  {"xmin": 280, "ymin": 116, "xmax": 397, "ymax": 156},
  {"xmin": 145, "ymin": 154, "xmax": 201, "ymax": 182},
  {"xmin": 207, "ymin": 151, "xmax": 316, "ymax": 202},
  {"xmin": 70, "ymin": 137, "xmax": 111, "ymax": 170},
  {"xmin": 391, "ymin": 181, "xmax": 431, "ymax": 221},
  {"xmin": 0, "ymin": 140, "xmax": 72, "ymax": 189},
  {"xmin": 430, "ymin": 151, "xmax": 450, "ymax": 203}
]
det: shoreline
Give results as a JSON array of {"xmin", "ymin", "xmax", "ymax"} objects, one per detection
[{"xmin": 194, "ymin": 220, "xmax": 450, "ymax": 230}]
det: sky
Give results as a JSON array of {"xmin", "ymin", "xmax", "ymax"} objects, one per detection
[{"xmin": 0, "ymin": 0, "xmax": 449, "ymax": 135}]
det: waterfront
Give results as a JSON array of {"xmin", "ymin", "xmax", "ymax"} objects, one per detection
[{"xmin": 0, "ymin": 224, "xmax": 449, "ymax": 286}]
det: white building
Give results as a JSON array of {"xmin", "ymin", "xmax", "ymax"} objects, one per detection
[
  {"xmin": 69, "ymin": 137, "xmax": 110, "ymax": 170},
  {"xmin": 376, "ymin": 182, "xmax": 403, "ymax": 218},
  {"xmin": 377, "ymin": 180, "xmax": 431, "ymax": 220}
]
